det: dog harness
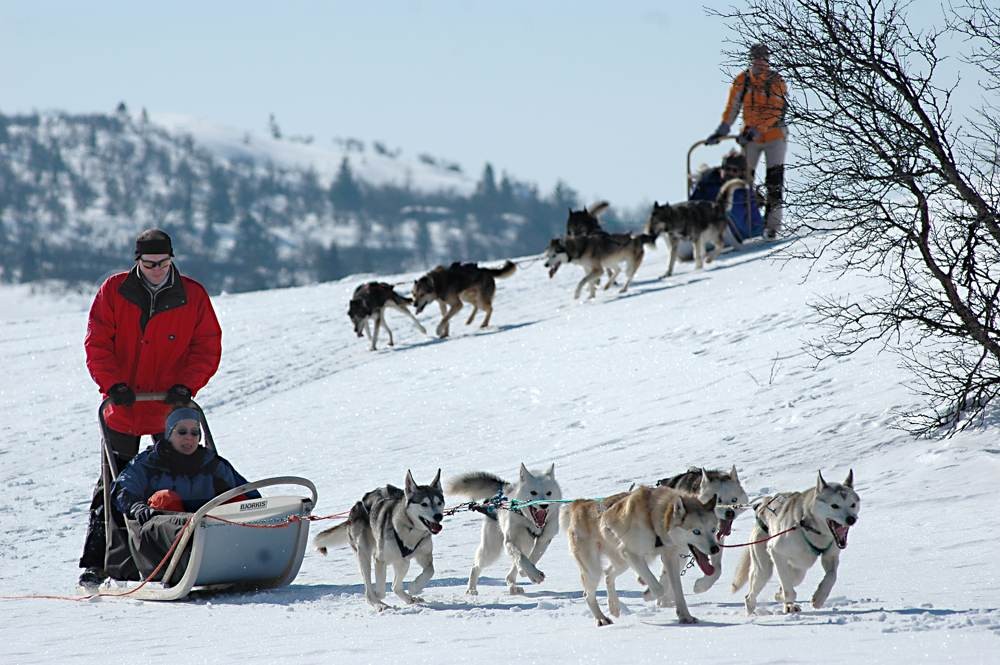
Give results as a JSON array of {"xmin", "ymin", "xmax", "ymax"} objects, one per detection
[
  {"xmin": 390, "ymin": 526, "xmax": 428, "ymax": 559},
  {"xmin": 755, "ymin": 507, "xmax": 833, "ymax": 555}
]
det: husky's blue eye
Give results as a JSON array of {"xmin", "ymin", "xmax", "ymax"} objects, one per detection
[
  {"xmin": 730, "ymin": 498, "xmax": 738, "ymax": 503},
  {"xmin": 546, "ymin": 491, "xmax": 552, "ymax": 496},
  {"xmin": 530, "ymin": 491, "xmax": 538, "ymax": 496},
  {"xmin": 693, "ymin": 529, "xmax": 701, "ymax": 536},
  {"xmin": 831, "ymin": 504, "xmax": 840, "ymax": 510}
]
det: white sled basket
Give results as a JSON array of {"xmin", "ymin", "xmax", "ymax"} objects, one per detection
[{"xmin": 125, "ymin": 476, "xmax": 317, "ymax": 602}]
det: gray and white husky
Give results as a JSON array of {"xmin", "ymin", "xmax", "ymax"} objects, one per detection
[
  {"xmin": 644, "ymin": 178, "xmax": 745, "ymax": 277},
  {"xmin": 654, "ymin": 465, "xmax": 750, "ymax": 595},
  {"xmin": 544, "ymin": 231, "xmax": 657, "ymax": 298},
  {"xmin": 732, "ymin": 470, "xmax": 860, "ymax": 615},
  {"xmin": 314, "ymin": 470, "xmax": 445, "ymax": 611},
  {"xmin": 447, "ymin": 463, "xmax": 562, "ymax": 595}
]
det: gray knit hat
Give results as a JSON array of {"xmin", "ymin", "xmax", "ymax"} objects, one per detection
[{"xmin": 165, "ymin": 407, "xmax": 201, "ymax": 439}]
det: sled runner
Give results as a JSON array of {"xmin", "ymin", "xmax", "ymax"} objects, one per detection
[{"xmin": 97, "ymin": 394, "xmax": 317, "ymax": 601}]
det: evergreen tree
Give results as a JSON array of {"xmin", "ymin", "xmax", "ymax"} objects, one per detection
[
  {"xmin": 477, "ymin": 162, "xmax": 498, "ymax": 202},
  {"xmin": 206, "ymin": 167, "xmax": 234, "ymax": 227},
  {"xmin": 268, "ymin": 113, "xmax": 282, "ymax": 140},
  {"xmin": 330, "ymin": 157, "xmax": 363, "ymax": 211}
]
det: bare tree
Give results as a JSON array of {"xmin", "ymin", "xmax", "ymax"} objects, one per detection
[{"xmin": 712, "ymin": 0, "xmax": 1000, "ymax": 434}]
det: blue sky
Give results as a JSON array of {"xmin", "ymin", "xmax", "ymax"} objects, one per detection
[{"xmin": 1, "ymin": 1, "xmax": 962, "ymax": 208}]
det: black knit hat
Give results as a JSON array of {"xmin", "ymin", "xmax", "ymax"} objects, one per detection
[
  {"xmin": 134, "ymin": 228, "xmax": 174, "ymax": 258},
  {"xmin": 749, "ymin": 43, "xmax": 770, "ymax": 60}
]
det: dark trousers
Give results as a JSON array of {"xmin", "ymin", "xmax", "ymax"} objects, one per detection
[
  {"xmin": 78, "ymin": 428, "xmax": 160, "ymax": 571},
  {"xmin": 130, "ymin": 514, "xmax": 193, "ymax": 586}
]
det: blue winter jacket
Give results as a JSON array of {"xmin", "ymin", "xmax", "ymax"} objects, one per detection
[{"xmin": 112, "ymin": 440, "xmax": 261, "ymax": 515}]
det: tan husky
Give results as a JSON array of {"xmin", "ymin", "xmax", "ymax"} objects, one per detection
[{"xmin": 562, "ymin": 486, "xmax": 721, "ymax": 626}]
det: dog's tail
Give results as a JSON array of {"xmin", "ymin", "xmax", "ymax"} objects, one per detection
[
  {"xmin": 390, "ymin": 291, "xmax": 414, "ymax": 306},
  {"xmin": 716, "ymin": 178, "xmax": 747, "ymax": 215},
  {"xmin": 447, "ymin": 471, "xmax": 506, "ymax": 499},
  {"xmin": 730, "ymin": 548, "xmax": 751, "ymax": 592},
  {"xmin": 483, "ymin": 260, "xmax": 517, "ymax": 279},
  {"xmin": 587, "ymin": 200, "xmax": 610, "ymax": 218},
  {"xmin": 313, "ymin": 520, "xmax": 350, "ymax": 555}
]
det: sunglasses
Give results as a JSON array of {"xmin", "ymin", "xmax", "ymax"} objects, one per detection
[
  {"xmin": 138, "ymin": 257, "xmax": 172, "ymax": 269},
  {"xmin": 174, "ymin": 427, "xmax": 201, "ymax": 437}
]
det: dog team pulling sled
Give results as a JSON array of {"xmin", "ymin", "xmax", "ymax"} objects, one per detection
[
  {"xmin": 91, "ymin": 394, "xmax": 318, "ymax": 601},
  {"xmin": 68, "ymin": 395, "xmax": 861, "ymax": 624}
]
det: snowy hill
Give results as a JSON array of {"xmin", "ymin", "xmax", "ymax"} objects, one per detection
[
  {"xmin": 0, "ymin": 110, "xmax": 581, "ymax": 291},
  {"xmin": 1, "ymin": 241, "xmax": 998, "ymax": 664}
]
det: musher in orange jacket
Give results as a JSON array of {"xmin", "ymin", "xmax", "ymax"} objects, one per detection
[{"xmin": 706, "ymin": 43, "xmax": 788, "ymax": 239}]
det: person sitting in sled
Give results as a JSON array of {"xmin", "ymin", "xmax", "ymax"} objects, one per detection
[
  {"xmin": 690, "ymin": 150, "xmax": 748, "ymax": 202},
  {"xmin": 110, "ymin": 406, "xmax": 261, "ymax": 583}
]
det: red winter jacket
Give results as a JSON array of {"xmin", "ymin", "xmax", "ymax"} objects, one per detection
[{"xmin": 85, "ymin": 266, "xmax": 222, "ymax": 435}]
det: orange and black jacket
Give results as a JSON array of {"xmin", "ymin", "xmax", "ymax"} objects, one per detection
[{"xmin": 721, "ymin": 67, "xmax": 788, "ymax": 143}]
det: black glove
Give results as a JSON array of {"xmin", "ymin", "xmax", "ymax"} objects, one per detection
[
  {"xmin": 164, "ymin": 384, "xmax": 192, "ymax": 406},
  {"xmin": 737, "ymin": 126, "xmax": 760, "ymax": 146},
  {"xmin": 129, "ymin": 502, "xmax": 157, "ymax": 526},
  {"xmin": 706, "ymin": 122, "xmax": 730, "ymax": 146},
  {"xmin": 108, "ymin": 383, "xmax": 136, "ymax": 406}
]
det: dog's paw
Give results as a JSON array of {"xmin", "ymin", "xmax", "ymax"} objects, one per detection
[
  {"xmin": 642, "ymin": 587, "xmax": 655, "ymax": 602},
  {"xmin": 525, "ymin": 569, "xmax": 545, "ymax": 584},
  {"xmin": 417, "ymin": 325, "xmax": 427, "ymax": 335},
  {"xmin": 678, "ymin": 613, "xmax": 699, "ymax": 624},
  {"xmin": 597, "ymin": 616, "xmax": 613, "ymax": 627},
  {"xmin": 407, "ymin": 595, "xmax": 424, "ymax": 604},
  {"xmin": 466, "ymin": 588, "xmax": 479, "ymax": 596},
  {"xmin": 509, "ymin": 584, "xmax": 525, "ymax": 595},
  {"xmin": 811, "ymin": 594, "xmax": 826, "ymax": 609},
  {"xmin": 693, "ymin": 577, "xmax": 716, "ymax": 594},
  {"xmin": 783, "ymin": 602, "xmax": 802, "ymax": 614}
]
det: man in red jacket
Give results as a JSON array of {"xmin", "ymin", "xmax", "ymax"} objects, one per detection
[{"xmin": 78, "ymin": 228, "xmax": 222, "ymax": 588}]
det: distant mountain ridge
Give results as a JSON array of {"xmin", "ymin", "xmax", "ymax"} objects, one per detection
[{"xmin": 0, "ymin": 108, "xmax": 598, "ymax": 292}]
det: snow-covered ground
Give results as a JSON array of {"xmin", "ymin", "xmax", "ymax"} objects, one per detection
[{"xmin": 1, "ymin": 241, "xmax": 998, "ymax": 664}]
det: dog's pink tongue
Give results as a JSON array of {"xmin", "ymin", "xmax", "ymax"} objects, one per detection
[
  {"xmin": 719, "ymin": 518, "xmax": 733, "ymax": 538},
  {"xmin": 832, "ymin": 522, "xmax": 849, "ymax": 548},
  {"xmin": 531, "ymin": 507, "xmax": 548, "ymax": 527},
  {"xmin": 547, "ymin": 266, "xmax": 557, "ymax": 279},
  {"xmin": 689, "ymin": 546, "xmax": 715, "ymax": 576}
]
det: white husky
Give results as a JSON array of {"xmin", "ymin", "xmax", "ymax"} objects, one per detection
[
  {"xmin": 732, "ymin": 470, "xmax": 860, "ymax": 614},
  {"xmin": 447, "ymin": 463, "xmax": 562, "ymax": 595}
]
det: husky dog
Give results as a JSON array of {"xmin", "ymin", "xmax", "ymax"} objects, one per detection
[
  {"xmin": 644, "ymin": 178, "xmax": 746, "ymax": 278},
  {"xmin": 565, "ymin": 201, "xmax": 610, "ymax": 236},
  {"xmin": 544, "ymin": 231, "xmax": 657, "ymax": 298},
  {"xmin": 411, "ymin": 260, "xmax": 517, "ymax": 338},
  {"xmin": 732, "ymin": 470, "xmax": 860, "ymax": 615},
  {"xmin": 654, "ymin": 465, "xmax": 749, "ymax": 594},
  {"xmin": 314, "ymin": 470, "xmax": 445, "ymax": 611},
  {"xmin": 447, "ymin": 463, "xmax": 562, "ymax": 595},
  {"xmin": 348, "ymin": 281, "xmax": 427, "ymax": 351},
  {"xmin": 563, "ymin": 485, "xmax": 720, "ymax": 626}
]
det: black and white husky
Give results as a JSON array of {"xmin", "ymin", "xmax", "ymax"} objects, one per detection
[
  {"xmin": 644, "ymin": 179, "xmax": 746, "ymax": 277},
  {"xmin": 654, "ymin": 466, "xmax": 750, "ymax": 595},
  {"xmin": 348, "ymin": 281, "xmax": 426, "ymax": 351},
  {"xmin": 447, "ymin": 463, "xmax": 562, "ymax": 595},
  {"xmin": 314, "ymin": 470, "xmax": 445, "ymax": 611}
]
